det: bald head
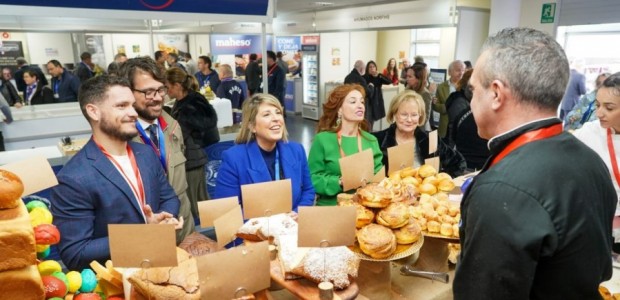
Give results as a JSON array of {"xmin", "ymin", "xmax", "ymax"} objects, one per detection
[{"xmin": 354, "ymin": 60, "xmax": 365, "ymax": 73}]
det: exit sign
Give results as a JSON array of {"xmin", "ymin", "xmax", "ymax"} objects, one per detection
[{"xmin": 541, "ymin": 3, "xmax": 556, "ymax": 23}]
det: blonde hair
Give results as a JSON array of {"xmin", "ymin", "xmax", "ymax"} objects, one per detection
[
  {"xmin": 235, "ymin": 93, "xmax": 289, "ymax": 144},
  {"xmin": 386, "ymin": 90, "xmax": 426, "ymax": 125}
]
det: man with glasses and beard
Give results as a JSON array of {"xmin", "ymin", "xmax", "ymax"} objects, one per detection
[
  {"xmin": 118, "ymin": 57, "xmax": 196, "ymax": 245},
  {"xmin": 50, "ymin": 75, "xmax": 182, "ymax": 270}
]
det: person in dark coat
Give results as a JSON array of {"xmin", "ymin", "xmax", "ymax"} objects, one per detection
[
  {"xmin": 372, "ymin": 90, "xmax": 466, "ymax": 177},
  {"xmin": 454, "ymin": 27, "xmax": 616, "ymax": 300},
  {"xmin": 23, "ymin": 69, "xmax": 54, "ymax": 105},
  {"xmin": 75, "ymin": 52, "xmax": 95, "ymax": 83},
  {"xmin": 14, "ymin": 57, "xmax": 48, "ymax": 92},
  {"xmin": 344, "ymin": 60, "xmax": 373, "ymax": 127},
  {"xmin": 245, "ymin": 53, "xmax": 262, "ymax": 96},
  {"xmin": 445, "ymin": 68, "xmax": 490, "ymax": 170},
  {"xmin": 165, "ymin": 67, "xmax": 219, "ymax": 218},
  {"xmin": 266, "ymin": 51, "xmax": 286, "ymax": 112},
  {"xmin": 47, "ymin": 59, "xmax": 81, "ymax": 103},
  {"xmin": 1, "ymin": 68, "xmax": 21, "ymax": 106},
  {"xmin": 363, "ymin": 60, "xmax": 391, "ymax": 130},
  {"xmin": 216, "ymin": 64, "xmax": 245, "ymax": 109}
]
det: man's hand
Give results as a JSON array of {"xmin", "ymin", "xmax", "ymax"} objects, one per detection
[
  {"xmin": 143, "ymin": 204, "xmax": 183, "ymax": 229},
  {"xmin": 14, "ymin": 102, "xmax": 23, "ymax": 109}
]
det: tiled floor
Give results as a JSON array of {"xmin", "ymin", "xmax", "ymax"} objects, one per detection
[{"xmin": 283, "ymin": 114, "xmax": 318, "ymax": 155}]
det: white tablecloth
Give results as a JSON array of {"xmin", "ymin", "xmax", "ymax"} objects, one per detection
[{"xmin": 211, "ymin": 98, "xmax": 233, "ymax": 128}]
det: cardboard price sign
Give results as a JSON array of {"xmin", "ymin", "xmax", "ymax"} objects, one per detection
[
  {"xmin": 213, "ymin": 205, "xmax": 244, "ymax": 249},
  {"xmin": 297, "ymin": 206, "xmax": 356, "ymax": 247},
  {"xmin": 197, "ymin": 241, "xmax": 270, "ymax": 299},
  {"xmin": 387, "ymin": 142, "xmax": 415, "ymax": 176},
  {"xmin": 108, "ymin": 224, "xmax": 177, "ymax": 268},
  {"xmin": 339, "ymin": 149, "xmax": 374, "ymax": 191},
  {"xmin": 198, "ymin": 196, "xmax": 238, "ymax": 228},
  {"xmin": 241, "ymin": 179, "xmax": 292, "ymax": 219},
  {"xmin": 0, "ymin": 155, "xmax": 58, "ymax": 196}
]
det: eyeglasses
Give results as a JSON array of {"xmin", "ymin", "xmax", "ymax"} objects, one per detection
[
  {"xmin": 397, "ymin": 113, "xmax": 420, "ymax": 121},
  {"xmin": 132, "ymin": 86, "xmax": 168, "ymax": 99}
]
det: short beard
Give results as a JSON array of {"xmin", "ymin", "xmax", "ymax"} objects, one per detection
[
  {"xmin": 100, "ymin": 116, "xmax": 138, "ymax": 141},
  {"xmin": 134, "ymin": 105, "xmax": 160, "ymax": 121}
]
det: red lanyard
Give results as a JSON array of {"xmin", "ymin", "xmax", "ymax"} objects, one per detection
[
  {"xmin": 96, "ymin": 141, "xmax": 146, "ymax": 209},
  {"xmin": 268, "ymin": 63, "xmax": 278, "ymax": 76},
  {"xmin": 606, "ymin": 128, "xmax": 620, "ymax": 187},
  {"xmin": 337, "ymin": 130, "xmax": 363, "ymax": 158},
  {"xmin": 490, "ymin": 123, "xmax": 563, "ymax": 167}
]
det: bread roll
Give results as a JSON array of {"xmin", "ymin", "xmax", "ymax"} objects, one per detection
[
  {"xmin": 440, "ymin": 223, "xmax": 453, "ymax": 236},
  {"xmin": 427, "ymin": 221, "xmax": 440, "ymax": 233},
  {"xmin": 357, "ymin": 224, "xmax": 397, "ymax": 259},
  {"xmin": 452, "ymin": 224, "xmax": 459, "ymax": 238},
  {"xmin": 376, "ymin": 202, "xmax": 409, "ymax": 229},
  {"xmin": 356, "ymin": 183, "xmax": 392, "ymax": 208},
  {"xmin": 419, "ymin": 183, "xmax": 437, "ymax": 195},
  {"xmin": 422, "ymin": 176, "xmax": 439, "ymax": 186},
  {"xmin": 340, "ymin": 201, "xmax": 375, "ymax": 229},
  {"xmin": 437, "ymin": 179, "xmax": 455, "ymax": 192},
  {"xmin": 400, "ymin": 167, "xmax": 417, "ymax": 178},
  {"xmin": 0, "ymin": 170, "xmax": 24, "ymax": 209},
  {"xmin": 418, "ymin": 165, "xmax": 437, "ymax": 178},
  {"xmin": 449, "ymin": 205, "xmax": 460, "ymax": 217},
  {"xmin": 393, "ymin": 218, "xmax": 421, "ymax": 244}
]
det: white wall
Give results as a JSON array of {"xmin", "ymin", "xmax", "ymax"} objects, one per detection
[
  {"xmin": 519, "ymin": 0, "xmax": 556, "ymax": 36},
  {"xmin": 489, "ymin": 0, "xmax": 521, "ymax": 35},
  {"xmin": 439, "ymin": 27, "xmax": 458, "ymax": 68},
  {"xmin": 455, "ymin": 9, "xmax": 489, "ymax": 65},
  {"xmin": 189, "ymin": 34, "xmax": 210, "ymax": 57},
  {"xmin": 110, "ymin": 34, "xmax": 152, "ymax": 59},
  {"xmin": 319, "ymin": 32, "xmax": 350, "ymax": 104},
  {"xmin": 350, "ymin": 31, "xmax": 377, "ymax": 64},
  {"xmin": 26, "ymin": 33, "xmax": 74, "ymax": 65}
]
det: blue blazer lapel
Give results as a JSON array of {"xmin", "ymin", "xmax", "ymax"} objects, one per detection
[
  {"xmin": 85, "ymin": 140, "xmax": 144, "ymax": 218},
  {"xmin": 247, "ymin": 141, "xmax": 273, "ymax": 183},
  {"xmin": 278, "ymin": 142, "xmax": 299, "ymax": 182}
]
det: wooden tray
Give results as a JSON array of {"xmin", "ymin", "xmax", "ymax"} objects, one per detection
[
  {"xmin": 270, "ymin": 258, "xmax": 359, "ymax": 300},
  {"xmin": 347, "ymin": 235, "xmax": 423, "ymax": 262}
]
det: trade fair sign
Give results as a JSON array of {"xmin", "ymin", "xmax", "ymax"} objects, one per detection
[
  {"xmin": 210, "ymin": 34, "xmax": 273, "ymax": 56},
  {"xmin": 275, "ymin": 36, "xmax": 301, "ymax": 52},
  {"xmin": 0, "ymin": 0, "xmax": 269, "ymax": 15}
]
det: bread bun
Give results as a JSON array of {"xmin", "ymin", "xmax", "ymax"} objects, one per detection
[
  {"xmin": 440, "ymin": 223, "xmax": 453, "ymax": 236},
  {"xmin": 452, "ymin": 224, "xmax": 459, "ymax": 238},
  {"xmin": 436, "ymin": 172, "xmax": 452, "ymax": 181},
  {"xmin": 376, "ymin": 202, "xmax": 409, "ymax": 229},
  {"xmin": 337, "ymin": 193, "xmax": 354, "ymax": 204},
  {"xmin": 427, "ymin": 221, "xmax": 441, "ymax": 233},
  {"xmin": 393, "ymin": 218, "xmax": 421, "ymax": 244},
  {"xmin": 0, "ymin": 170, "xmax": 24, "ymax": 209},
  {"xmin": 340, "ymin": 200, "xmax": 375, "ymax": 229},
  {"xmin": 418, "ymin": 183, "xmax": 437, "ymax": 195},
  {"xmin": 357, "ymin": 224, "xmax": 397, "ymax": 259},
  {"xmin": 418, "ymin": 165, "xmax": 437, "ymax": 178},
  {"xmin": 437, "ymin": 179, "xmax": 455, "ymax": 192},
  {"xmin": 400, "ymin": 167, "xmax": 417, "ymax": 178},
  {"xmin": 356, "ymin": 183, "xmax": 392, "ymax": 208}
]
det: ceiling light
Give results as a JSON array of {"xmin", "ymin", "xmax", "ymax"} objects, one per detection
[{"xmin": 313, "ymin": 1, "xmax": 334, "ymax": 7}]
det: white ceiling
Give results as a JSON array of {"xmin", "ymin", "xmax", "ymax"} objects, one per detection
[{"xmin": 276, "ymin": 0, "xmax": 404, "ymax": 15}]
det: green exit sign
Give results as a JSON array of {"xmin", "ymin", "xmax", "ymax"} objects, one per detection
[{"xmin": 541, "ymin": 3, "xmax": 556, "ymax": 23}]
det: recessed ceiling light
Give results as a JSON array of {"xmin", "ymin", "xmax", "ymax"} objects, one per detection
[{"xmin": 313, "ymin": 1, "xmax": 334, "ymax": 7}]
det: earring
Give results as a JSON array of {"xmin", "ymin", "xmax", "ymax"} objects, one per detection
[{"xmin": 336, "ymin": 114, "xmax": 342, "ymax": 127}]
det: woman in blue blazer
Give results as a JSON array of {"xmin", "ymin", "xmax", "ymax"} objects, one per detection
[{"xmin": 215, "ymin": 93, "xmax": 315, "ymax": 211}]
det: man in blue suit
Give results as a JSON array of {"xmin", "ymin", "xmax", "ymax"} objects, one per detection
[{"xmin": 51, "ymin": 75, "xmax": 182, "ymax": 270}]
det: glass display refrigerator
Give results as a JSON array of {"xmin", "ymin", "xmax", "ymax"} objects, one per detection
[{"xmin": 301, "ymin": 44, "xmax": 320, "ymax": 120}]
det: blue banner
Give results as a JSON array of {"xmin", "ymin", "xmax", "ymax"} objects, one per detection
[
  {"xmin": 0, "ymin": 0, "xmax": 268, "ymax": 15},
  {"xmin": 210, "ymin": 35, "xmax": 273, "ymax": 55},
  {"xmin": 275, "ymin": 36, "xmax": 301, "ymax": 52}
]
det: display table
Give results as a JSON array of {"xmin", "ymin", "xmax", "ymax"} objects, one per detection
[{"xmin": 0, "ymin": 102, "xmax": 91, "ymax": 151}]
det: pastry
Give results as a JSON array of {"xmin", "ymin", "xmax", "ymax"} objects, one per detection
[
  {"xmin": 337, "ymin": 193, "xmax": 355, "ymax": 204},
  {"xmin": 418, "ymin": 183, "xmax": 437, "ymax": 195},
  {"xmin": 236, "ymin": 212, "xmax": 297, "ymax": 243},
  {"xmin": 178, "ymin": 232, "xmax": 219, "ymax": 257},
  {"xmin": 440, "ymin": 223, "xmax": 453, "ymax": 236},
  {"xmin": 427, "ymin": 221, "xmax": 441, "ymax": 233},
  {"xmin": 0, "ymin": 170, "xmax": 24, "ymax": 209},
  {"xmin": 339, "ymin": 200, "xmax": 375, "ymax": 228},
  {"xmin": 452, "ymin": 224, "xmax": 459, "ymax": 238},
  {"xmin": 418, "ymin": 165, "xmax": 437, "ymax": 178},
  {"xmin": 0, "ymin": 202, "xmax": 37, "ymax": 272},
  {"xmin": 129, "ymin": 248, "xmax": 200, "ymax": 300},
  {"xmin": 0, "ymin": 265, "xmax": 45, "ymax": 299},
  {"xmin": 290, "ymin": 247, "xmax": 360, "ymax": 289},
  {"xmin": 357, "ymin": 224, "xmax": 397, "ymax": 259},
  {"xmin": 400, "ymin": 167, "xmax": 417, "ymax": 178},
  {"xmin": 393, "ymin": 218, "xmax": 422, "ymax": 244},
  {"xmin": 437, "ymin": 179, "xmax": 455, "ymax": 192},
  {"xmin": 356, "ymin": 183, "xmax": 392, "ymax": 208},
  {"xmin": 376, "ymin": 202, "xmax": 409, "ymax": 229}
]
